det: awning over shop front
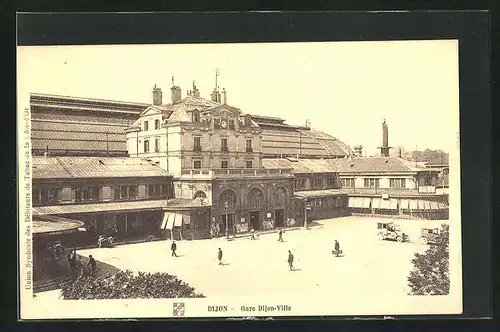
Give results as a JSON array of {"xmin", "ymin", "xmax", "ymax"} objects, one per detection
[
  {"xmin": 361, "ymin": 198, "xmax": 371, "ymax": 209},
  {"xmin": 372, "ymin": 198, "xmax": 381, "ymax": 209},
  {"xmin": 348, "ymin": 197, "xmax": 363, "ymax": 208},
  {"xmin": 429, "ymin": 201, "xmax": 439, "ymax": 210},
  {"xmin": 409, "ymin": 199, "xmax": 419, "ymax": 210},
  {"xmin": 389, "ymin": 199, "xmax": 398, "ymax": 210},
  {"xmin": 174, "ymin": 213, "xmax": 183, "ymax": 227},
  {"xmin": 379, "ymin": 199, "xmax": 391, "ymax": 209},
  {"xmin": 423, "ymin": 200, "xmax": 431, "ymax": 210},
  {"xmin": 160, "ymin": 212, "xmax": 178, "ymax": 230},
  {"xmin": 400, "ymin": 199, "xmax": 409, "ymax": 210},
  {"xmin": 437, "ymin": 202, "xmax": 447, "ymax": 210}
]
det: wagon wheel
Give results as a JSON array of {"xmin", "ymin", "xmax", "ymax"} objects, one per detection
[
  {"xmin": 396, "ymin": 236, "xmax": 403, "ymax": 243},
  {"xmin": 420, "ymin": 237, "xmax": 428, "ymax": 245},
  {"xmin": 377, "ymin": 233, "xmax": 384, "ymax": 241}
]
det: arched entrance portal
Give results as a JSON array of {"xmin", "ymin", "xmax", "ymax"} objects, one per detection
[
  {"xmin": 219, "ymin": 190, "xmax": 237, "ymax": 237},
  {"xmin": 247, "ymin": 188, "xmax": 264, "ymax": 230},
  {"xmin": 273, "ymin": 187, "xmax": 288, "ymax": 228}
]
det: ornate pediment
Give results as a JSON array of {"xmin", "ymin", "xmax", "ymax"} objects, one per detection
[
  {"xmin": 204, "ymin": 104, "xmax": 241, "ymax": 118},
  {"xmin": 140, "ymin": 105, "xmax": 164, "ymax": 117}
]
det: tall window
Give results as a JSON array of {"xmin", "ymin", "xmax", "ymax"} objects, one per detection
[
  {"xmin": 75, "ymin": 187, "xmax": 99, "ymax": 203},
  {"xmin": 221, "ymin": 160, "xmax": 229, "ymax": 169},
  {"xmin": 144, "ymin": 140, "xmax": 149, "ymax": 153},
  {"xmin": 192, "ymin": 111, "xmax": 200, "ymax": 123},
  {"xmin": 311, "ymin": 177, "xmax": 323, "ymax": 188},
  {"xmin": 326, "ymin": 176, "xmax": 336, "ymax": 188},
  {"xmin": 389, "ymin": 178, "xmax": 406, "ymax": 188},
  {"xmin": 221, "ymin": 138, "xmax": 228, "ymax": 152},
  {"xmin": 229, "ymin": 119, "xmax": 235, "ymax": 130},
  {"xmin": 155, "ymin": 138, "xmax": 160, "ymax": 152},
  {"xmin": 341, "ymin": 178, "xmax": 355, "ymax": 188},
  {"xmin": 246, "ymin": 160, "xmax": 253, "ymax": 168},
  {"xmin": 40, "ymin": 187, "xmax": 58, "ymax": 205},
  {"xmin": 114, "ymin": 185, "xmax": 138, "ymax": 200},
  {"xmin": 193, "ymin": 136, "xmax": 202, "ymax": 151},
  {"xmin": 147, "ymin": 184, "xmax": 168, "ymax": 198},
  {"xmin": 144, "ymin": 121, "xmax": 149, "ymax": 131},
  {"xmin": 295, "ymin": 179, "xmax": 306, "ymax": 190},
  {"xmin": 193, "ymin": 160, "xmax": 201, "ymax": 169},
  {"xmin": 155, "ymin": 119, "xmax": 160, "ymax": 130},
  {"xmin": 246, "ymin": 139, "xmax": 253, "ymax": 152},
  {"xmin": 364, "ymin": 178, "xmax": 380, "ymax": 188}
]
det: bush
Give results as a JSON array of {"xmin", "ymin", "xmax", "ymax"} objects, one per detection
[
  {"xmin": 60, "ymin": 270, "xmax": 205, "ymax": 300},
  {"xmin": 407, "ymin": 224, "xmax": 450, "ymax": 295}
]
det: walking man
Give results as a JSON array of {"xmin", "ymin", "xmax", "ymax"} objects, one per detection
[
  {"xmin": 171, "ymin": 240, "xmax": 178, "ymax": 257},
  {"xmin": 67, "ymin": 250, "xmax": 76, "ymax": 276},
  {"xmin": 287, "ymin": 250, "xmax": 294, "ymax": 271},
  {"xmin": 250, "ymin": 228, "xmax": 255, "ymax": 240},
  {"xmin": 218, "ymin": 248, "xmax": 223, "ymax": 265},
  {"xmin": 88, "ymin": 255, "xmax": 97, "ymax": 276},
  {"xmin": 75, "ymin": 257, "xmax": 84, "ymax": 277},
  {"xmin": 278, "ymin": 229, "xmax": 284, "ymax": 242},
  {"xmin": 333, "ymin": 240, "xmax": 341, "ymax": 257}
]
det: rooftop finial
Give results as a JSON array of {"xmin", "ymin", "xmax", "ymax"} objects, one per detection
[
  {"xmin": 172, "ymin": 76, "xmax": 175, "ymax": 86},
  {"xmin": 215, "ymin": 68, "xmax": 220, "ymax": 92}
]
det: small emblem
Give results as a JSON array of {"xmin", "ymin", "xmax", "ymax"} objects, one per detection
[{"xmin": 173, "ymin": 302, "xmax": 185, "ymax": 316}]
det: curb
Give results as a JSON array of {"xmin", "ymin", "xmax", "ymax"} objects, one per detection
[{"xmin": 229, "ymin": 227, "xmax": 303, "ymax": 240}]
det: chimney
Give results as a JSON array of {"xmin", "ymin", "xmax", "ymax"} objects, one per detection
[
  {"xmin": 382, "ymin": 119, "xmax": 389, "ymax": 147},
  {"xmin": 216, "ymin": 87, "xmax": 221, "ymax": 103},
  {"xmin": 152, "ymin": 84, "xmax": 162, "ymax": 106},
  {"xmin": 210, "ymin": 90, "xmax": 218, "ymax": 102},
  {"xmin": 192, "ymin": 81, "xmax": 200, "ymax": 98},
  {"xmin": 170, "ymin": 76, "xmax": 182, "ymax": 103},
  {"xmin": 379, "ymin": 119, "xmax": 390, "ymax": 157},
  {"xmin": 222, "ymin": 88, "xmax": 227, "ymax": 104}
]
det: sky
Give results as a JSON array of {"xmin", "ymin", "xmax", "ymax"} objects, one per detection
[{"xmin": 17, "ymin": 41, "xmax": 459, "ymax": 157}]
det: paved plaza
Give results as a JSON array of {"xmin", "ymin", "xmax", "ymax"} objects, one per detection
[{"xmin": 70, "ymin": 216, "xmax": 447, "ymax": 299}]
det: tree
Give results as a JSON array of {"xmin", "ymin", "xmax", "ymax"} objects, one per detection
[
  {"xmin": 60, "ymin": 270, "xmax": 205, "ymax": 300},
  {"xmin": 407, "ymin": 224, "xmax": 450, "ymax": 295}
]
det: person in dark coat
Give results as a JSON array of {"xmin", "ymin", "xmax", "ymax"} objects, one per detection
[
  {"xmin": 75, "ymin": 257, "xmax": 84, "ymax": 277},
  {"xmin": 171, "ymin": 241, "xmax": 178, "ymax": 257},
  {"xmin": 88, "ymin": 255, "xmax": 97, "ymax": 276},
  {"xmin": 333, "ymin": 240, "xmax": 341, "ymax": 257},
  {"xmin": 218, "ymin": 248, "xmax": 223, "ymax": 265},
  {"xmin": 67, "ymin": 250, "xmax": 76, "ymax": 276},
  {"xmin": 278, "ymin": 229, "xmax": 284, "ymax": 242},
  {"xmin": 288, "ymin": 250, "xmax": 294, "ymax": 271}
]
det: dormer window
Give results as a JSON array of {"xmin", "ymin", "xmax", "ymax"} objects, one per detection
[{"xmin": 192, "ymin": 110, "xmax": 200, "ymax": 123}]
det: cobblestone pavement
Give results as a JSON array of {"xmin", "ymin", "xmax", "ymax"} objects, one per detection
[{"xmin": 69, "ymin": 216, "xmax": 447, "ymax": 299}]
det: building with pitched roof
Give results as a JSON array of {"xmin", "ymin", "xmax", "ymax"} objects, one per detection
[{"xmin": 31, "ymin": 156, "xmax": 214, "ymax": 244}]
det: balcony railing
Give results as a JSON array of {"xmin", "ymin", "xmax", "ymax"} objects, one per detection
[
  {"xmin": 246, "ymin": 147, "xmax": 253, "ymax": 153},
  {"xmin": 221, "ymin": 146, "xmax": 229, "ymax": 152},
  {"xmin": 180, "ymin": 168, "xmax": 293, "ymax": 178},
  {"xmin": 193, "ymin": 146, "xmax": 202, "ymax": 152}
]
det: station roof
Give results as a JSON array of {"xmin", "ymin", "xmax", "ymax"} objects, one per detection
[
  {"xmin": 31, "ymin": 92, "xmax": 351, "ymax": 158},
  {"xmin": 33, "ymin": 215, "xmax": 84, "ymax": 236},
  {"xmin": 32, "ymin": 156, "xmax": 170, "ymax": 180}
]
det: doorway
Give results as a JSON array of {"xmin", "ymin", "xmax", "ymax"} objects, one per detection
[
  {"xmin": 220, "ymin": 213, "xmax": 235, "ymax": 236},
  {"xmin": 249, "ymin": 211, "xmax": 260, "ymax": 230},
  {"xmin": 274, "ymin": 209, "xmax": 284, "ymax": 228}
]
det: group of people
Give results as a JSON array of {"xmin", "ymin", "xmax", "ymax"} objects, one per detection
[{"xmin": 67, "ymin": 247, "xmax": 97, "ymax": 277}]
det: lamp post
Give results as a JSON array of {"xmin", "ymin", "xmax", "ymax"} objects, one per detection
[
  {"xmin": 304, "ymin": 199, "xmax": 310, "ymax": 229},
  {"xmin": 224, "ymin": 201, "xmax": 229, "ymax": 238}
]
